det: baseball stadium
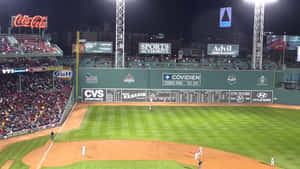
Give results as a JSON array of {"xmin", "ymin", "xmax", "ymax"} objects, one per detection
[{"xmin": 1, "ymin": 0, "xmax": 300, "ymax": 169}]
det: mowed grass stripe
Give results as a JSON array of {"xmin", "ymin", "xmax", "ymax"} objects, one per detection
[
  {"xmin": 55, "ymin": 106, "xmax": 300, "ymax": 169},
  {"xmin": 42, "ymin": 160, "xmax": 196, "ymax": 169},
  {"xmin": 126, "ymin": 107, "xmax": 137, "ymax": 137},
  {"xmin": 138, "ymin": 107, "xmax": 155, "ymax": 137}
]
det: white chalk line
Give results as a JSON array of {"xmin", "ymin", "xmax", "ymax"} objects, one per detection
[{"xmin": 36, "ymin": 102, "xmax": 78, "ymax": 169}]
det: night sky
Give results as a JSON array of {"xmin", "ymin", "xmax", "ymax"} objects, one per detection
[{"xmin": 0, "ymin": 0, "xmax": 299, "ymax": 41}]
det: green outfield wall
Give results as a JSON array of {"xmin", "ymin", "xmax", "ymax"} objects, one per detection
[
  {"xmin": 79, "ymin": 68, "xmax": 275, "ymax": 91},
  {"xmin": 77, "ymin": 68, "xmax": 300, "ymax": 105},
  {"xmin": 274, "ymin": 89, "xmax": 300, "ymax": 105}
]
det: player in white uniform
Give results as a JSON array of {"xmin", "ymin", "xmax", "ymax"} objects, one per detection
[
  {"xmin": 82, "ymin": 145, "xmax": 86, "ymax": 156},
  {"xmin": 199, "ymin": 147, "xmax": 203, "ymax": 157},
  {"xmin": 194, "ymin": 151, "xmax": 199, "ymax": 160},
  {"xmin": 271, "ymin": 157, "xmax": 275, "ymax": 167},
  {"xmin": 149, "ymin": 98, "xmax": 152, "ymax": 111}
]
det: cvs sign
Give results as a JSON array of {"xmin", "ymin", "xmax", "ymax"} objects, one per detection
[{"xmin": 82, "ymin": 89, "xmax": 106, "ymax": 102}]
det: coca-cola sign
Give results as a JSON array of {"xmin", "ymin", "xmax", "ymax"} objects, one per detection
[{"xmin": 12, "ymin": 14, "xmax": 48, "ymax": 29}]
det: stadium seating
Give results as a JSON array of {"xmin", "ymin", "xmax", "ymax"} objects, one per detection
[
  {"xmin": 0, "ymin": 34, "xmax": 62, "ymax": 56},
  {"xmin": 0, "ymin": 57, "xmax": 58, "ymax": 70},
  {"xmin": 125, "ymin": 56, "xmax": 279, "ymax": 70},
  {"xmin": 0, "ymin": 35, "xmax": 21, "ymax": 55},
  {"xmin": 0, "ymin": 72, "xmax": 72, "ymax": 136},
  {"xmin": 14, "ymin": 35, "xmax": 58, "ymax": 54}
]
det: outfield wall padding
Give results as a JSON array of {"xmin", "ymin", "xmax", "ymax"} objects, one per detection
[
  {"xmin": 78, "ymin": 68, "xmax": 300, "ymax": 105},
  {"xmin": 79, "ymin": 68, "xmax": 275, "ymax": 91}
]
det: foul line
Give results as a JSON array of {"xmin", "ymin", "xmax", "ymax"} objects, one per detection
[{"xmin": 36, "ymin": 102, "xmax": 78, "ymax": 169}]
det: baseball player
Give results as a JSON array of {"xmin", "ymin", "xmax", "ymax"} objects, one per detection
[
  {"xmin": 50, "ymin": 131, "xmax": 54, "ymax": 141},
  {"xmin": 199, "ymin": 147, "xmax": 203, "ymax": 157},
  {"xmin": 149, "ymin": 98, "xmax": 152, "ymax": 111},
  {"xmin": 271, "ymin": 157, "xmax": 275, "ymax": 167},
  {"xmin": 194, "ymin": 151, "xmax": 199, "ymax": 160},
  {"xmin": 198, "ymin": 160, "xmax": 203, "ymax": 169},
  {"xmin": 82, "ymin": 145, "xmax": 86, "ymax": 156}
]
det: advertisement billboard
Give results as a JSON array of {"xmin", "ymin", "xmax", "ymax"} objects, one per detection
[
  {"xmin": 82, "ymin": 89, "xmax": 273, "ymax": 104},
  {"xmin": 139, "ymin": 43, "xmax": 171, "ymax": 54},
  {"xmin": 53, "ymin": 69, "xmax": 73, "ymax": 80},
  {"xmin": 84, "ymin": 42, "xmax": 113, "ymax": 54},
  {"xmin": 12, "ymin": 14, "xmax": 48, "ymax": 29},
  {"xmin": 162, "ymin": 73, "xmax": 201, "ymax": 87},
  {"xmin": 207, "ymin": 44, "xmax": 239, "ymax": 56},
  {"xmin": 251, "ymin": 91, "xmax": 273, "ymax": 103},
  {"xmin": 121, "ymin": 90, "xmax": 147, "ymax": 102},
  {"xmin": 229, "ymin": 91, "xmax": 251, "ymax": 104},
  {"xmin": 220, "ymin": 7, "xmax": 232, "ymax": 28},
  {"xmin": 82, "ymin": 89, "xmax": 106, "ymax": 102},
  {"xmin": 266, "ymin": 35, "xmax": 300, "ymax": 51},
  {"xmin": 72, "ymin": 44, "xmax": 85, "ymax": 54}
]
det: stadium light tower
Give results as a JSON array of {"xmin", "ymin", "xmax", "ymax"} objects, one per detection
[
  {"xmin": 115, "ymin": 0, "xmax": 125, "ymax": 68},
  {"xmin": 245, "ymin": 0, "xmax": 277, "ymax": 70}
]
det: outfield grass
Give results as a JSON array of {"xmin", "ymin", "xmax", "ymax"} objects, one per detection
[
  {"xmin": 1, "ymin": 106, "xmax": 300, "ymax": 169},
  {"xmin": 56, "ymin": 106, "xmax": 300, "ymax": 169},
  {"xmin": 42, "ymin": 161, "xmax": 196, "ymax": 169}
]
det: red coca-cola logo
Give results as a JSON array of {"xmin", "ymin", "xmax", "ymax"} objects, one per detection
[{"xmin": 13, "ymin": 14, "xmax": 48, "ymax": 29}]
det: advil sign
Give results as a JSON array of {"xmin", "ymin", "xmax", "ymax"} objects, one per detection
[{"xmin": 13, "ymin": 14, "xmax": 48, "ymax": 29}]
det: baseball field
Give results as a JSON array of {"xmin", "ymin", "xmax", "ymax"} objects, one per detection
[{"xmin": 0, "ymin": 104, "xmax": 300, "ymax": 169}]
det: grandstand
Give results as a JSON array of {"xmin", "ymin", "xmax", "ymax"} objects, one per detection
[
  {"xmin": 0, "ymin": 33, "xmax": 73, "ymax": 138},
  {"xmin": 0, "ymin": 34, "xmax": 63, "ymax": 57}
]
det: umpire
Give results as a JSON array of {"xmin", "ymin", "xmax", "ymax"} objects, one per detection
[
  {"xmin": 50, "ymin": 131, "xmax": 54, "ymax": 141},
  {"xmin": 198, "ymin": 160, "xmax": 203, "ymax": 169}
]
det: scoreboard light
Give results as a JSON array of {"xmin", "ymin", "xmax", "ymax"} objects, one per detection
[
  {"xmin": 1, "ymin": 68, "xmax": 29, "ymax": 74},
  {"xmin": 245, "ymin": 0, "xmax": 277, "ymax": 3},
  {"xmin": 2, "ymin": 69, "xmax": 14, "ymax": 74}
]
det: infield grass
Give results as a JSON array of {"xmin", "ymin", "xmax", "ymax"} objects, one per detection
[
  {"xmin": 0, "ymin": 136, "xmax": 49, "ymax": 169},
  {"xmin": 42, "ymin": 161, "xmax": 196, "ymax": 169}
]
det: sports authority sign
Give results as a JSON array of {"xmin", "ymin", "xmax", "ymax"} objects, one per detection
[
  {"xmin": 12, "ymin": 14, "xmax": 48, "ymax": 29},
  {"xmin": 82, "ymin": 89, "xmax": 106, "ymax": 102},
  {"xmin": 139, "ymin": 43, "xmax": 171, "ymax": 54},
  {"xmin": 162, "ymin": 73, "xmax": 201, "ymax": 87}
]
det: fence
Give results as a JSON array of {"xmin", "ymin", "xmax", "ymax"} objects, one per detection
[{"xmin": 81, "ymin": 88, "xmax": 274, "ymax": 104}]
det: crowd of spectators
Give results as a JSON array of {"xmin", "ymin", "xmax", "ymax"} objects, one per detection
[
  {"xmin": 0, "ymin": 57, "xmax": 58, "ymax": 70},
  {"xmin": 15, "ymin": 35, "xmax": 58, "ymax": 54},
  {"xmin": 74, "ymin": 55, "xmax": 282, "ymax": 70},
  {"xmin": 126, "ymin": 55, "xmax": 281, "ymax": 70},
  {"xmin": 0, "ymin": 36, "xmax": 21, "ymax": 55},
  {"xmin": 0, "ymin": 34, "xmax": 60, "ymax": 56},
  {"xmin": 0, "ymin": 72, "xmax": 72, "ymax": 136}
]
